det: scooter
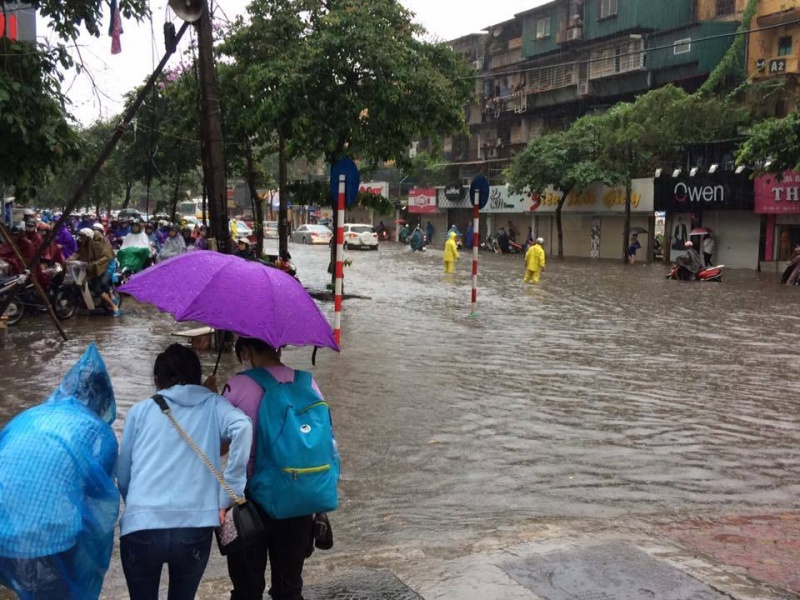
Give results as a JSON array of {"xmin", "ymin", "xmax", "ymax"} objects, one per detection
[
  {"xmin": 54, "ymin": 261, "xmax": 122, "ymax": 316},
  {"xmin": 0, "ymin": 271, "xmax": 29, "ymax": 326},
  {"xmin": 667, "ymin": 264, "xmax": 725, "ymax": 282},
  {"xmin": 0, "ymin": 260, "xmax": 73, "ymax": 324}
]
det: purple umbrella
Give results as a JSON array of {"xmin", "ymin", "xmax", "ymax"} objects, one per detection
[{"xmin": 119, "ymin": 252, "xmax": 338, "ymax": 352}]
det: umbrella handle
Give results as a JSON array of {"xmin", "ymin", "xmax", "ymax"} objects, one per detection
[{"xmin": 212, "ymin": 335, "xmax": 225, "ymax": 376}]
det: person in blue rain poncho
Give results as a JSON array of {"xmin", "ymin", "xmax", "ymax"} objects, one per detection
[{"xmin": 0, "ymin": 344, "xmax": 119, "ymax": 600}]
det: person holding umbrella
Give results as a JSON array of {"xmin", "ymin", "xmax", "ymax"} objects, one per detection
[{"xmin": 213, "ymin": 337, "xmax": 336, "ymax": 600}]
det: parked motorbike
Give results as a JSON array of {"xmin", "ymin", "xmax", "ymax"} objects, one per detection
[
  {"xmin": 54, "ymin": 261, "xmax": 122, "ymax": 317},
  {"xmin": 667, "ymin": 264, "xmax": 724, "ymax": 282},
  {"xmin": 481, "ymin": 235, "xmax": 498, "ymax": 253}
]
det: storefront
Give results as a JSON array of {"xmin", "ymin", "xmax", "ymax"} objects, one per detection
[
  {"xmin": 434, "ymin": 184, "xmax": 476, "ymax": 245},
  {"xmin": 527, "ymin": 179, "xmax": 655, "ymax": 260},
  {"xmin": 656, "ymin": 173, "xmax": 757, "ymax": 270},
  {"xmin": 755, "ymin": 171, "xmax": 800, "ymax": 266}
]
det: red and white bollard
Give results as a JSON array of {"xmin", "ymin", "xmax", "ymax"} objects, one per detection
[
  {"xmin": 471, "ymin": 193, "xmax": 480, "ymax": 316},
  {"xmin": 333, "ymin": 174, "xmax": 346, "ymax": 344}
]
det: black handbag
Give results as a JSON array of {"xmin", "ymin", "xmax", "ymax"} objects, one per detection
[{"xmin": 152, "ymin": 395, "xmax": 264, "ymax": 555}]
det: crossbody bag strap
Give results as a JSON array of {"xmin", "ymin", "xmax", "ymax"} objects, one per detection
[{"xmin": 152, "ymin": 394, "xmax": 245, "ymax": 506}]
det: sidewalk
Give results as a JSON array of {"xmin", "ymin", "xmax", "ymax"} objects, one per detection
[{"xmin": 102, "ymin": 513, "xmax": 800, "ymax": 599}]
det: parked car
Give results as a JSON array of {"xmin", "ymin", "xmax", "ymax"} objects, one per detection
[
  {"xmin": 264, "ymin": 221, "xmax": 279, "ymax": 239},
  {"xmin": 343, "ymin": 223, "xmax": 378, "ymax": 250},
  {"xmin": 230, "ymin": 219, "xmax": 253, "ymax": 238},
  {"xmin": 291, "ymin": 224, "xmax": 333, "ymax": 245}
]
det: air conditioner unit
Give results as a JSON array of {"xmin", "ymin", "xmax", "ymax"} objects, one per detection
[
  {"xmin": 566, "ymin": 27, "xmax": 582, "ymax": 41},
  {"xmin": 473, "ymin": 59, "xmax": 483, "ymax": 70},
  {"xmin": 577, "ymin": 81, "xmax": 590, "ymax": 96},
  {"xmin": 536, "ymin": 32, "xmax": 547, "ymax": 40}
]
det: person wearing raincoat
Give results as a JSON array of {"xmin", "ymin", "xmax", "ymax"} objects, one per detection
[
  {"xmin": 524, "ymin": 237, "xmax": 546, "ymax": 284},
  {"xmin": 0, "ymin": 344, "xmax": 119, "ymax": 600},
  {"xmin": 410, "ymin": 226, "xmax": 425, "ymax": 252},
  {"xmin": 118, "ymin": 220, "xmax": 153, "ymax": 273},
  {"xmin": 444, "ymin": 231, "xmax": 460, "ymax": 273},
  {"xmin": 157, "ymin": 224, "xmax": 187, "ymax": 262}
]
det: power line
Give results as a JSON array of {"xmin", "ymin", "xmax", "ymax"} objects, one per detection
[{"xmin": 463, "ymin": 18, "xmax": 800, "ymax": 82}]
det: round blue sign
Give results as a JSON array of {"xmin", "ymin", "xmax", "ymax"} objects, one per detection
[
  {"xmin": 330, "ymin": 158, "xmax": 361, "ymax": 207},
  {"xmin": 470, "ymin": 174, "xmax": 490, "ymax": 210}
]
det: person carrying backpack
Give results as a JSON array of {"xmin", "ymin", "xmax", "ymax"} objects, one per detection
[{"xmin": 216, "ymin": 337, "xmax": 339, "ymax": 600}]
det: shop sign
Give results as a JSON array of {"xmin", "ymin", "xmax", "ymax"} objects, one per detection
[
  {"xmin": 408, "ymin": 188, "xmax": 437, "ymax": 214},
  {"xmin": 527, "ymin": 179, "xmax": 654, "ymax": 214},
  {"xmin": 482, "ymin": 186, "xmax": 529, "ymax": 213},
  {"xmin": 437, "ymin": 186, "xmax": 471, "ymax": 209},
  {"xmin": 755, "ymin": 171, "xmax": 800, "ymax": 214},
  {"xmin": 444, "ymin": 182, "xmax": 464, "ymax": 202},
  {"xmin": 359, "ymin": 181, "xmax": 389, "ymax": 198},
  {"xmin": 655, "ymin": 174, "xmax": 753, "ymax": 211}
]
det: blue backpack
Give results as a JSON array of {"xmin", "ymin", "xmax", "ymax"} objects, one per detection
[{"xmin": 244, "ymin": 368, "xmax": 339, "ymax": 519}]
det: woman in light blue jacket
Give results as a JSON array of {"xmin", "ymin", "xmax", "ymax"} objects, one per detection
[{"xmin": 117, "ymin": 343, "xmax": 252, "ymax": 600}]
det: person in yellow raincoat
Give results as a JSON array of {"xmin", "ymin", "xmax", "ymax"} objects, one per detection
[
  {"xmin": 524, "ymin": 237, "xmax": 546, "ymax": 283},
  {"xmin": 444, "ymin": 231, "xmax": 460, "ymax": 273}
]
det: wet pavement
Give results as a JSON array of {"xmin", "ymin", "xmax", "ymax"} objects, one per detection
[{"xmin": 1, "ymin": 241, "xmax": 800, "ymax": 599}]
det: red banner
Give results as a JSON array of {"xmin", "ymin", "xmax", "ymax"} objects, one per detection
[
  {"xmin": 408, "ymin": 188, "xmax": 436, "ymax": 214},
  {"xmin": 755, "ymin": 171, "xmax": 800, "ymax": 214},
  {"xmin": 0, "ymin": 14, "xmax": 18, "ymax": 40}
]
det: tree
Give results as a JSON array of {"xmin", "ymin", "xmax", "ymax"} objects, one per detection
[
  {"xmin": 736, "ymin": 111, "xmax": 800, "ymax": 177},
  {"xmin": 0, "ymin": 0, "xmax": 148, "ymax": 196},
  {"xmin": 221, "ymin": 0, "xmax": 473, "ymax": 283}
]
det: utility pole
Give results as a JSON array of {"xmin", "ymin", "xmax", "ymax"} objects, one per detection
[{"xmin": 196, "ymin": 0, "xmax": 229, "ymax": 253}]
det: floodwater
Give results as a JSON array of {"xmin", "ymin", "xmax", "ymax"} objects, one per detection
[{"xmin": 1, "ymin": 242, "xmax": 800, "ymax": 596}]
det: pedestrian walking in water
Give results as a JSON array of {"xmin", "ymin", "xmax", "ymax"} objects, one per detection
[
  {"xmin": 214, "ymin": 337, "xmax": 337, "ymax": 600},
  {"xmin": 117, "ymin": 344, "xmax": 252, "ymax": 600},
  {"xmin": 0, "ymin": 344, "xmax": 119, "ymax": 600},
  {"xmin": 627, "ymin": 233, "xmax": 641, "ymax": 264},
  {"xmin": 426, "ymin": 221, "xmax": 434, "ymax": 245},
  {"xmin": 524, "ymin": 237, "xmax": 546, "ymax": 284},
  {"xmin": 444, "ymin": 231, "xmax": 460, "ymax": 273}
]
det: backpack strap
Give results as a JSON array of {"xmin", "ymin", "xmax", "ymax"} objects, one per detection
[{"xmin": 243, "ymin": 367, "xmax": 312, "ymax": 390}]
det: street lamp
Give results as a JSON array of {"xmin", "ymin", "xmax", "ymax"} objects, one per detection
[
  {"xmin": 672, "ymin": 168, "xmax": 682, "ymax": 178},
  {"xmin": 708, "ymin": 164, "xmax": 718, "ymax": 174}
]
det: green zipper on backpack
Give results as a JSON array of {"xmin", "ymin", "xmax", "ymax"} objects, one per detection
[
  {"xmin": 297, "ymin": 401, "xmax": 328, "ymax": 414},
  {"xmin": 283, "ymin": 464, "xmax": 331, "ymax": 479}
]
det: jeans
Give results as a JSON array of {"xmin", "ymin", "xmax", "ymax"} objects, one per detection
[
  {"xmin": 121, "ymin": 527, "xmax": 213, "ymax": 600},
  {"xmin": 226, "ymin": 500, "xmax": 313, "ymax": 600}
]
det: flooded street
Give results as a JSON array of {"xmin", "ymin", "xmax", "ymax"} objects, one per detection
[{"xmin": 2, "ymin": 242, "xmax": 800, "ymax": 596}]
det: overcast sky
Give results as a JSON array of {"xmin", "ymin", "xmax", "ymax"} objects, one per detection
[{"xmin": 46, "ymin": 0, "xmax": 546, "ymax": 126}]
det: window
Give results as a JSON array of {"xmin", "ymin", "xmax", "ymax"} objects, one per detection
[
  {"xmin": 536, "ymin": 17, "xmax": 551, "ymax": 39},
  {"xmin": 778, "ymin": 36, "xmax": 793, "ymax": 57},
  {"xmin": 674, "ymin": 38, "xmax": 692, "ymax": 55},
  {"xmin": 715, "ymin": 0, "xmax": 735, "ymax": 16},
  {"xmin": 599, "ymin": 0, "xmax": 618, "ymax": 19},
  {"xmin": 589, "ymin": 39, "xmax": 645, "ymax": 79}
]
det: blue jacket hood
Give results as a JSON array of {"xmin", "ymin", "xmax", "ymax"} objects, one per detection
[
  {"xmin": 157, "ymin": 384, "xmax": 218, "ymax": 408},
  {"xmin": 49, "ymin": 343, "xmax": 116, "ymax": 425}
]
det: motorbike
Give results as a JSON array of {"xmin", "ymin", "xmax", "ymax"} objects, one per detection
[
  {"xmin": 53, "ymin": 261, "xmax": 122, "ymax": 317},
  {"xmin": 376, "ymin": 228, "xmax": 389, "ymax": 241},
  {"xmin": 667, "ymin": 263, "xmax": 724, "ymax": 282},
  {"xmin": 0, "ymin": 259, "xmax": 73, "ymax": 324}
]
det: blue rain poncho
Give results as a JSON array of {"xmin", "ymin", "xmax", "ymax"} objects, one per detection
[{"xmin": 0, "ymin": 343, "xmax": 119, "ymax": 600}]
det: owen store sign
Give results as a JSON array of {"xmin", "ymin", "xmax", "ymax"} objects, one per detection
[{"xmin": 655, "ymin": 173, "xmax": 753, "ymax": 212}]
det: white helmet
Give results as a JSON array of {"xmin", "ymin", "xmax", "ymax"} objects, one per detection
[
  {"xmin": 685, "ymin": 241, "xmax": 693, "ymax": 248},
  {"xmin": 78, "ymin": 227, "xmax": 94, "ymax": 238},
  {"xmin": 536, "ymin": 237, "xmax": 544, "ymax": 244},
  {"xmin": 92, "ymin": 222, "xmax": 105, "ymax": 231}
]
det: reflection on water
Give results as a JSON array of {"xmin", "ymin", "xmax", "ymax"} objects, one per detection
[{"xmin": 1, "ymin": 243, "xmax": 800, "ymax": 591}]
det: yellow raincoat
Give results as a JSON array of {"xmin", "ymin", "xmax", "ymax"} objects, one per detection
[
  {"xmin": 524, "ymin": 243, "xmax": 546, "ymax": 283},
  {"xmin": 444, "ymin": 232, "xmax": 460, "ymax": 273}
]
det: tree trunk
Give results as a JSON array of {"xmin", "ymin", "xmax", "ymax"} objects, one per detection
[
  {"xmin": 278, "ymin": 133, "xmax": 289, "ymax": 258},
  {"xmin": 556, "ymin": 189, "xmax": 570, "ymax": 259},
  {"xmin": 196, "ymin": 1, "xmax": 229, "ymax": 253},
  {"xmin": 622, "ymin": 145, "xmax": 633, "ymax": 264},
  {"xmin": 245, "ymin": 137, "xmax": 264, "ymax": 258},
  {"xmin": 170, "ymin": 173, "xmax": 182, "ymax": 224},
  {"xmin": 123, "ymin": 181, "xmax": 132, "ymax": 209}
]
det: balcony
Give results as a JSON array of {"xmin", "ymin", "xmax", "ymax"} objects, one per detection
[
  {"xmin": 752, "ymin": 54, "xmax": 800, "ymax": 79},
  {"xmin": 489, "ymin": 48, "xmax": 523, "ymax": 70},
  {"xmin": 757, "ymin": 5, "xmax": 800, "ymax": 27}
]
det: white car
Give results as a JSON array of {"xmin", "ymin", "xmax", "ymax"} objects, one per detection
[
  {"xmin": 264, "ymin": 221, "xmax": 279, "ymax": 239},
  {"xmin": 291, "ymin": 224, "xmax": 333, "ymax": 245},
  {"xmin": 343, "ymin": 223, "xmax": 378, "ymax": 250}
]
